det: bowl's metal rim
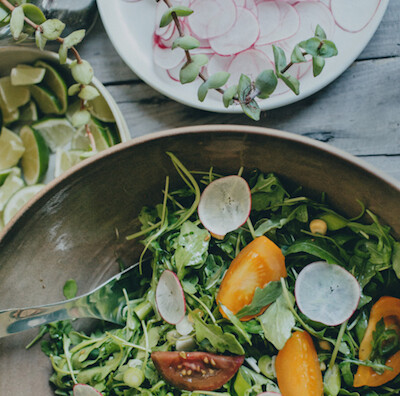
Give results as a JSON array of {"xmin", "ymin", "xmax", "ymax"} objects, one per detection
[
  {"xmin": 0, "ymin": 46, "xmax": 131, "ymax": 142},
  {"xmin": 1, "ymin": 124, "xmax": 400, "ymax": 240}
]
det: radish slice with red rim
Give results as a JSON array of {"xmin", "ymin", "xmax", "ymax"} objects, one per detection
[
  {"xmin": 330, "ymin": 0, "xmax": 381, "ymax": 33},
  {"xmin": 295, "ymin": 261, "xmax": 361, "ymax": 326},
  {"xmin": 209, "ymin": 7, "xmax": 260, "ymax": 56},
  {"xmin": 156, "ymin": 270, "xmax": 186, "ymax": 325},
  {"xmin": 188, "ymin": 0, "xmax": 237, "ymax": 39},
  {"xmin": 73, "ymin": 384, "xmax": 103, "ymax": 396},
  {"xmin": 198, "ymin": 175, "xmax": 251, "ymax": 239}
]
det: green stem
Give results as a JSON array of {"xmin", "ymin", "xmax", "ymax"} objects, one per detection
[{"xmin": 329, "ymin": 320, "xmax": 348, "ymax": 370}]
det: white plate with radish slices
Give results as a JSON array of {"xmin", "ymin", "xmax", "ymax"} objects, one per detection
[{"xmin": 97, "ymin": 0, "xmax": 389, "ymax": 113}]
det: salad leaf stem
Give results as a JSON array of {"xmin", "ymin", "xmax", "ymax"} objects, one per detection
[
  {"xmin": 187, "ymin": 293, "xmax": 217, "ymax": 324},
  {"xmin": 329, "ymin": 320, "xmax": 348, "ymax": 370},
  {"xmin": 106, "ymin": 333, "xmax": 148, "ymax": 352},
  {"xmin": 63, "ymin": 334, "xmax": 78, "ymax": 384},
  {"xmin": 246, "ymin": 217, "xmax": 256, "ymax": 240},
  {"xmin": 126, "ymin": 221, "xmax": 162, "ymax": 240}
]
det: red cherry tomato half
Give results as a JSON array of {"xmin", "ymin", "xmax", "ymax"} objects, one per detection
[{"xmin": 151, "ymin": 351, "xmax": 244, "ymax": 391}]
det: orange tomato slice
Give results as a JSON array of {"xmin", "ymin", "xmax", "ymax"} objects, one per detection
[
  {"xmin": 217, "ymin": 235, "xmax": 286, "ymax": 321},
  {"xmin": 275, "ymin": 331, "xmax": 323, "ymax": 396},
  {"xmin": 353, "ymin": 296, "xmax": 400, "ymax": 387}
]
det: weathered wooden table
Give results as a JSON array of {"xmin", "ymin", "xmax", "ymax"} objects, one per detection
[{"xmin": 79, "ymin": 0, "xmax": 400, "ymax": 179}]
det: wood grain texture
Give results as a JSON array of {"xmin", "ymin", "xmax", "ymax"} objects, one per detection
[{"xmin": 77, "ymin": 0, "xmax": 400, "ymax": 179}]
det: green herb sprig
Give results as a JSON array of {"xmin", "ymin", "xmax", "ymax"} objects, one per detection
[{"xmin": 160, "ymin": 0, "xmax": 338, "ymax": 120}]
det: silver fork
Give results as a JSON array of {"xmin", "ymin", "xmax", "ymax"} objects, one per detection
[{"xmin": 0, "ymin": 260, "xmax": 145, "ymax": 338}]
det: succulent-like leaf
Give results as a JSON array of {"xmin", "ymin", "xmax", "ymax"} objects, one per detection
[
  {"xmin": 35, "ymin": 29, "xmax": 47, "ymax": 50},
  {"xmin": 179, "ymin": 55, "xmax": 208, "ymax": 84},
  {"xmin": 71, "ymin": 109, "xmax": 91, "ymax": 127},
  {"xmin": 315, "ymin": 24, "xmax": 327, "ymax": 40},
  {"xmin": 70, "ymin": 59, "xmax": 94, "ymax": 85},
  {"xmin": 67, "ymin": 83, "xmax": 81, "ymax": 96},
  {"xmin": 291, "ymin": 44, "xmax": 306, "ymax": 64},
  {"xmin": 159, "ymin": 5, "xmax": 193, "ymax": 28},
  {"xmin": 241, "ymin": 100, "xmax": 260, "ymax": 121},
  {"xmin": 197, "ymin": 82, "xmax": 209, "ymax": 102},
  {"xmin": 272, "ymin": 45, "xmax": 287, "ymax": 76},
  {"xmin": 279, "ymin": 72, "xmax": 300, "ymax": 95},
  {"xmin": 41, "ymin": 19, "xmax": 65, "ymax": 40},
  {"xmin": 313, "ymin": 56, "xmax": 325, "ymax": 77},
  {"xmin": 237, "ymin": 73, "xmax": 252, "ymax": 103},
  {"xmin": 63, "ymin": 29, "xmax": 86, "ymax": 49},
  {"xmin": 222, "ymin": 85, "xmax": 237, "ymax": 108},
  {"xmin": 10, "ymin": 6, "xmax": 24, "ymax": 40},
  {"xmin": 319, "ymin": 40, "xmax": 338, "ymax": 58},
  {"xmin": 255, "ymin": 69, "xmax": 277, "ymax": 99},
  {"xmin": 58, "ymin": 43, "xmax": 68, "ymax": 64},
  {"xmin": 299, "ymin": 37, "xmax": 321, "ymax": 57},
  {"xmin": 172, "ymin": 35, "xmax": 200, "ymax": 50},
  {"xmin": 207, "ymin": 71, "xmax": 230, "ymax": 89},
  {"xmin": 78, "ymin": 85, "xmax": 100, "ymax": 101}
]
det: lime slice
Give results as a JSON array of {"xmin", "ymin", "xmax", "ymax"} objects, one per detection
[
  {"xmin": 34, "ymin": 60, "xmax": 68, "ymax": 114},
  {"xmin": 0, "ymin": 76, "xmax": 30, "ymax": 111},
  {"xmin": 87, "ymin": 118, "xmax": 110, "ymax": 152},
  {"xmin": 11, "ymin": 64, "xmax": 46, "ymax": 86},
  {"xmin": 0, "ymin": 95, "xmax": 19, "ymax": 125},
  {"xmin": 30, "ymin": 84, "xmax": 62, "ymax": 115},
  {"xmin": 0, "ymin": 4, "xmax": 10, "ymax": 28},
  {"xmin": 0, "ymin": 127, "xmax": 25, "ymax": 170},
  {"xmin": 20, "ymin": 125, "xmax": 50, "ymax": 185},
  {"xmin": 54, "ymin": 148, "xmax": 93, "ymax": 178},
  {"xmin": 32, "ymin": 117, "xmax": 76, "ymax": 151},
  {"xmin": 88, "ymin": 95, "xmax": 115, "ymax": 123},
  {"xmin": 3, "ymin": 184, "xmax": 44, "ymax": 225},
  {"xmin": 105, "ymin": 123, "xmax": 121, "ymax": 145},
  {"xmin": 0, "ymin": 173, "xmax": 25, "ymax": 211},
  {"xmin": 19, "ymin": 101, "xmax": 38, "ymax": 122},
  {"xmin": 0, "ymin": 166, "xmax": 21, "ymax": 186},
  {"xmin": 71, "ymin": 125, "xmax": 91, "ymax": 150}
]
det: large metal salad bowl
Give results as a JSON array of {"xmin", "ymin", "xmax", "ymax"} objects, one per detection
[{"xmin": 0, "ymin": 125, "xmax": 399, "ymax": 394}]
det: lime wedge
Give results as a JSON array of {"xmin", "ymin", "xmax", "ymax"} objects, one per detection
[
  {"xmin": 0, "ymin": 173, "xmax": 25, "ymax": 211},
  {"xmin": 34, "ymin": 60, "xmax": 68, "ymax": 114},
  {"xmin": 0, "ymin": 4, "xmax": 10, "ymax": 27},
  {"xmin": 54, "ymin": 148, "xmax": 93, "ymax": 178},
  {"xmin": 32, "ymin": 117, "xmax": 76, "ymax": 151},
  {"xmin": 11, "ymin": 64, "xmax": 46, "ymax": 86},
  {"xmin": 66, "ymin": 100, "xmax": 81, "ymax": 125},
  {"xmin": 20, "ymin": 125, "xmax": 50, "ymax": 185},
  {"xmin": 0, "ymin": 76, "xmax": 30, "ymax": 111},
  {"xmin": 19, "ymin": 101, "xmax": 38, "ymax": 122},
  {"xmin": 89, "ymin": 118, "xmax": 111, "ymax": 152},
  {"xmin": 3, "ymin": 184, "xmax": 44, "ymax": 225},
  {"xmin": 0, "ymin": 167, "xmax": 21, "ymax": 186},
  {"xmin": 0, "ymin": 95, "xmax": 19, "ymax": 125},
  {"xmin": 88, "ymin": 95, "xmax": 115, "ymax": 123},
  {"xmin": 71, "ymin": 125, "xmax": 91, "ymax": 150},
  {"xmin": 0, "ymin": 127, "xmax": 25, "ymax": 170},
  {"xmin": 30, "ymin": 84, "xmax": 62, "ymax": 115}
]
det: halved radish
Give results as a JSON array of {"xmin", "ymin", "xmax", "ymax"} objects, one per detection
[
  {"xmin": 73, "ymin": 384, "xmax": 103, "ymax": 396},
  {"xmin": 295, "ymin": 261, "xmax": 361, "ymax": 326},
  {"xmin": 156, "ymin": 270, "xmax": 186, "ymax": 324},
  {"xmin": 198, "ymin": 175, "xmax": 251, "ymax": 239}
]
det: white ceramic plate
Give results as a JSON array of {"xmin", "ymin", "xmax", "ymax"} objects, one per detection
[{"xmin": 97, "ymin": 0, "xmax": 389, "ymax": 113}]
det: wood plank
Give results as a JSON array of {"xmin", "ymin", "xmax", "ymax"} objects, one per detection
[{"xmin": 106, "ymin": 55, "xmax": 400, "ymax": 157}]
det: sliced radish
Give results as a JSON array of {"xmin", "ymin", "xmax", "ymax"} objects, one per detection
[
  {"xmin": 330, "ymin": 0, "xmax": 381, "ymax": 33},
  {"xmin": 156, "ymin": 270, "xmax": 186, "ymax": 325},
  {"xmin": 295, "ymin": 261, "xmax": 361, "ymax": 326},
  {"xmin": 256, "ymin": 1, "xmax": 281, "ymax": 46},
  {"xmin": 257, "ymin": 393, "xmax": 281, "ymax": 396},
  {"xmin": 73, "ymin": 384, "xmax": 103, "ymax": 396},
  {"xmin": 207, "ymin": 54, "xmax": 234, "ymax": 78},
  {"xmin": 188, "ymin": 0, "xmax": 237, "ymax": 39},
  {"xmin": 176, "ymin": 315, "xmax": 194, "ymax": 335},
  {"xmin": 227, "ymin": 49, "xmax": 274, "ymax": 84},
  {"xmin": 198, "ymin": 175, "xmax": 251, "ymax": 239},
  {"xmin": 258, "ymin": 1, "xmax": 299, "ymax": 45},
  {"xmin": 209, "ymin": 7, "xmax": 260, "ymax": 56}
]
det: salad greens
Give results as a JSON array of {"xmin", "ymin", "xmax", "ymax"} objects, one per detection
[{"xmin": 29, "ymin": 153, "xmax": 400, "ymax": 395}]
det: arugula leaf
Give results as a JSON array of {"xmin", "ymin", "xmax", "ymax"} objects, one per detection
[
  {"xmin": 258, "ymin": 293, "xmax": 296, "ymax": 350},
  {"xmin": 192, "ymin": 312, "xmax": 245, "ymax": 355},
  {"xmin": 173, "ymin": 221, "xmax": 210, "ymax": 278},
  {"xmin": 250, "ymin": 173, "xmax": 288, "ymax": 211},
  {"xmin": 236, "ymin": 281, "xmax": 282, "ymax": 319}
]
